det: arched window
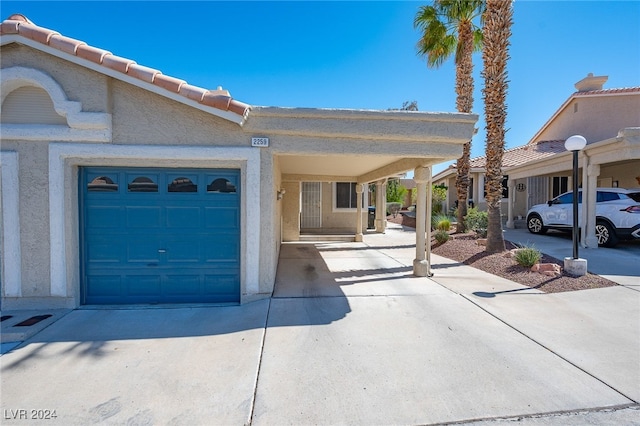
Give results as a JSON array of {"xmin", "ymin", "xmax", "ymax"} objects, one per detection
[
  {"xmin": 207, "ymin": 178, "xmax": 236, "ymax": 193},
  {"xmin": 88, "ymin": 176, "xmax": 118, "ymax": 192},
  {"xmin": 128, "ymin": 176, "xmax": 158, "ymax": 192},
  {"xmin": 168, "ymin": 177, "xmax": 197, "ymax": 192}
]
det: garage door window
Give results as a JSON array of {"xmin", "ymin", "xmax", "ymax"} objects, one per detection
[
  {"xmin": 87, "ymin": 176, "xmax": 118, "ymax": 192},
  {"xmin": 207, "ymin": 177, "xmax": 236, "ymax": 193},
  {"xmin": 128, "ymin": 176, "xmax": 158, "ymax": 192},
  {"xmin": 168, "ymin": 177, "xmax": 197, "ymax": 192}
]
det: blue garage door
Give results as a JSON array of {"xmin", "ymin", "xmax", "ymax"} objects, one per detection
[{"xmin": 81, "ymin": 167, "xmax": 240, "ymax": 305}]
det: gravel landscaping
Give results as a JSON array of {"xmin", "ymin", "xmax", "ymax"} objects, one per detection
[{"xmin": 388, "ymin": 213, "xmax": 618, "ymax": 293}]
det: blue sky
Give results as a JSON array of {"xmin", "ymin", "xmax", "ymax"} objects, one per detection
[{"xmin": 3, "ymin": 1, "xmax": 639, "ymax": 174}]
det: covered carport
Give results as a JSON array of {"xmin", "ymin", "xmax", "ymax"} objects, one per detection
[
  {"xmin": 505, "ymin": 127, "xmax": 640, "ymax": 249},
  {"xmin": 243, "ymin": 107, "xmax": 478, "ymax": 277}
]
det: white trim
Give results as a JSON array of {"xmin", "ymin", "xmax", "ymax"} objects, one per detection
[
  {"xmin": 0, "ymin": 38, "xmax": 245, "ymax": 126},
  {"xmin": 0, "ymin": 67, "xmax": 112, "ymax": 142},
  {"xmin": 49, "ymin": 143, "xmax": 261, "ymax": 298},
  {"xmin": 0, "ymin": 151, "xmax": 22, "ymax": 297}
]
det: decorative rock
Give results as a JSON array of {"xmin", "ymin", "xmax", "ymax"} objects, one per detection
[
  {"xmin": 477, "ymin": 238, "xmax": 487, "ymax": 246},
  {"xmin": 531, "ymin": 263, "xmax": 562, "ymax": 277},
  {"xmin": 504, "ymin": 248, "xmax": 523, "ymax": 258}
]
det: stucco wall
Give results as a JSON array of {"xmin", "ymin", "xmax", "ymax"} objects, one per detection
[
  {"xmin": 599, "ymin": 161, "xmax": 640, "ymax": 189},
  {"xmin": 1, "ymin": 44, "xmax": 109, "ymax": 112},
  {"xmin": 1, "ymin": 140, "xmax": 52, "ymax": 299},
  {"xmin": 320, "ymin": 182, "xmax": 367, "ymax": 232},
  {"xmin": 281, "ymin": 181, "xmax": 301, "ymax": 241},
  {"xmin": 111, "ymin": 81, "xmax": 242, "ymax": 145},
  {"xmin": 535, "ymin": 95, "xmax": 640, "ymax": 144}
]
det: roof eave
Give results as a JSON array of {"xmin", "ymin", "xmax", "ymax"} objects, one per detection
[{"xmin": 1, "ymin": 35, "xmax": 248, "ymax": 126}]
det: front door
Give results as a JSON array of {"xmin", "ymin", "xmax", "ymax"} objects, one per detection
[{"xmin": 300, "ymin": 182, "xmax": 322, "ymax": 229}]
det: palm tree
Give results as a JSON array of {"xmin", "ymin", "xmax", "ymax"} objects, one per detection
[
  {"xmin": 482, "ymin": 0, "xmax": 513, "ymax": 253},
  {"xmin": 414, "ymin": 0, "xmax": 484, "ymax": 233}
]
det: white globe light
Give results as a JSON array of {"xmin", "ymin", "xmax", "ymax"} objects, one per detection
[{"xmin": 565, "ymin": 135, "xmax": 587, "ymax": 151}]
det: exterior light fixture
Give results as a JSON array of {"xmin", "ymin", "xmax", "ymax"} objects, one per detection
[{"xmin": 564, "ymin": 135, "xmax": 587, "ymax": 276}]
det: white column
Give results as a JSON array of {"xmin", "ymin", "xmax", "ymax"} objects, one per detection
[
  {"xmin": 506, "ymin": 179, "xmax": 516, "ymax": 229},
  {"xmin": 413, "ymin": 166, "xmax": 429, "ymax": 277},
  {"xmin": 583, "ymin": 163, "xmax": 600, "ymax": 248},
  {"xmin": 375, "ymin": 179, "xmax": 387, "ymax": 233},
  {"xmin": 425, "ymin": 168, "xmax": 433, "ymax": 273},
  {"xmin": 355, "ymin": 183, "xmax": 364, "ymax": 242}
]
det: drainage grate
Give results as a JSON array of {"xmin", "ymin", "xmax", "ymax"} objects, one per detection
[
  {"xmin": 1, "ymin": 315, "xmax": 13, "ymax": 322},
  {"xmin": 13, "ymin": 315, "xmax": 52, "ymax": 327}
]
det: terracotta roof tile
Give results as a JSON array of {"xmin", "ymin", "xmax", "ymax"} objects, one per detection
[
  {"xmin": 202, "ymin": 93, "xmax": 232, "ymax": 110},
  {"xmin": 48, "ymin": 34, "xmax": 85, "ymax": 55},
  {"xmin": 101, "ymin": 54, "xmax": 136, "ymax": 73},
  {"xmin": 127, "ymin": 63, "xmax": 161, "ymax": 84},
  {"xmin": 16, "ymin": 23, "xmax": 58, "ymax": 44},
  {"xmin": 1, "ymin": 14, "xmax": 251, "ymax": 120},
  {"xmin": 75, "ymin": 44, "xmax": 111, "ymax": 63},
  {"xmin": 1, "ymin": 19, "xmax": 21, "ymax": 34},
  {"xmin": 574, "ymin": 87, "xmax": 640, "ymax": 96},
  {"xmin": 229, "ymin": 100, "xmax": 251, "ymax": 116},
  {"xmin": 467, "ymin": 139, "xmax": 567, "ymax": 169},
  {"xmin": 153, "ymin": 74, "xmax": 186, "ymax": 92},
  {"xmin": 179, "ymin": 84, "xmax": 208, "ymax": 102}
]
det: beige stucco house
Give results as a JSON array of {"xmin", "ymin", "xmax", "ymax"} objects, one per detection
[
  {"xmin": 0, "ymin": 14, "xmax": 477, "ymax": 309},
  {"xmin": 433, "ymin": 73, "xmax": 640, "ymax": 248}
]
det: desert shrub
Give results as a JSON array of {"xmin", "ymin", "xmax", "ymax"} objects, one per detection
[
  {"xmin": 432, "ymin": 214, "xmax": 452, "ymax": 231},
  {"xmin": 386, "ymin": 202, "xmax": 402, "ymax": 217},
  {"xmin": 434, "ymin": 229, "xmax": 450, "ymax": 244},
  {"xmin": 514, "ymin": 246, "xmax": 542, "ymax": 268},
  {"xmin": 464, "ymin": 207, "xmax": 488, "ymax": 237}
]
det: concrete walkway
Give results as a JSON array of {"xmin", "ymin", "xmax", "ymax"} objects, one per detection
[{"xmin": 1, "ymin": 223, "xmax": 638, "ymax": 425}]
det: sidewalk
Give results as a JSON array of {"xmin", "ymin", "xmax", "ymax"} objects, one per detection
[{"xmin": 1, "ymin": 223, "xmax": 638, "ymax": 425}]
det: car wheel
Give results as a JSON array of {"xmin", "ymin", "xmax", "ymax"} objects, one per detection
[
  {"xmin": 595, "ymin": 220, "xmax": 618, "ymax": 247},
  {"xmin": 527, "ymin": 214, "xmax": 547, "ymax": 234}
]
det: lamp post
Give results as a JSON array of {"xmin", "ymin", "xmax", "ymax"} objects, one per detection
[{"xmin": 564, "ymin": 135, "xmax": 587, "ymax": 276}]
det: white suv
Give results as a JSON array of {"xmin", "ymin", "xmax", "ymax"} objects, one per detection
[{"xmin": 526, "ymin": 187, "xmax": 640, "ymax": 247}]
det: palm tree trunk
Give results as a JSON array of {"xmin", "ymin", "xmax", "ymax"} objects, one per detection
[
  {"xmin": 482, "ymin": 0, "xmax": 513, "ymax": 253},
  {"xmin": 455, "ymin": 19, "xmax": 475, "ymax": 233}
]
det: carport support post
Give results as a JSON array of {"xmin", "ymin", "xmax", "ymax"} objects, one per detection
[
  {"xmin": 355, "ymin": 183, "xmax": 364, "ymax": 242},
  {"xmin": 506, "ymin": 179, "xmax": 515, "ymax": 229},
  {"xmin": 375, "ymin": 179, "xmax": 388, "ymax": 233},
  {"xmin": 583, "ymin": 163, "xmax": 600, "ymax": 248},
  {"xmin": 413, "ymin": 166, "xmax": 431, "ymax": 277}
]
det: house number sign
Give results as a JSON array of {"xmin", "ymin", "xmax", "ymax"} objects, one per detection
[
  {"xmin": 251, "ymin": 137, "xmax": 269, "ymax": 147},
  {"xmin": 516, "ymin": 183, "xmax": 526, "ymax": 192}
]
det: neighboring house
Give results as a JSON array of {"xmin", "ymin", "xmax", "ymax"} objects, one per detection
[
  {"xmin": 0, "ymin": 14, "xmax": 477, "ymax": 309},
  {"xmin": 433, "ymin": 73, "xmax": 640, "ymax": 248}
]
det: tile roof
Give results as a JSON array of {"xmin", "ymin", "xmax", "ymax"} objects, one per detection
[
  {"xmin": 0, "ymin": 14, "xmax": 250, "ymax": 122},
  {"xmin": 463, "ymin": 139, "xmax": 568, "ymax": 170},
  {"xmin": 573, "ymin": 87, "xmax": 640, "ymax": 97}
]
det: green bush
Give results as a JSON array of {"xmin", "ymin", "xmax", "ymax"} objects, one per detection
[
  {"xmin": 464, "ymin": 207, "xmax": 488, "ymax": 236},
  {"xmin": 514, "ymin": 246, "xmax": 542, "ymax": 268},
  {"xmin": 386, "ymin": 180, "xmax": 407, "ymax": 203},
  {"xmin": 432, "ymin": 214, "xmax": 452, "ymax": 231},
  {"xmin": 434, "ymin": 229, "xmax": 450, "ymax": 244}
]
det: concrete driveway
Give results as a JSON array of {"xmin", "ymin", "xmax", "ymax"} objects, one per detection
[{"xmin": 2, "ymin": 223, "xmax": 639, "ymax": 425}]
